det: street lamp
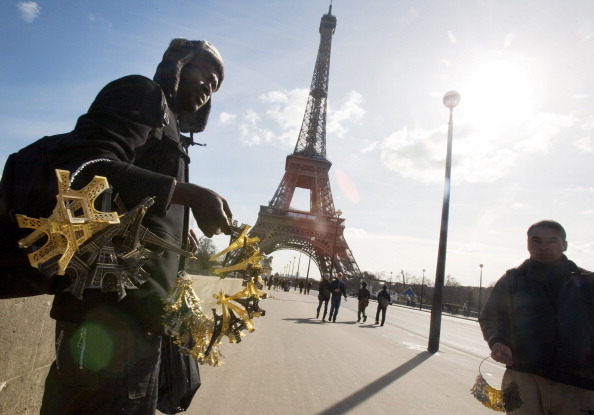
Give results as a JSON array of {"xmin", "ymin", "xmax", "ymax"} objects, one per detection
[
  {"xmin": 389, "ymin": 271, "xmax": 393, "ymax": 295},
  {"xmin": 305, "ymin": 237, "xmax": 315, "ymax": 292},
  {"xmin": 478, "ymin": 264, "xmax": 484, "ymax": 318},
  {"xmin": 329, "ymin": 209, "xmax": 342, "ymax": 277},
  {"xmin": 420, "ymin": 269, "xmax": 425, "ymax": 310},
  {"xmin": 428, "ymin": 90, "xmax": 460, "ymax": 354},
  {"xmin": 291, "ymin": 257, "xmax": 296, "ymax": 279},
  {"xmin": 296, "ymin": 253, "xmax": 302, "ymax": 279}
]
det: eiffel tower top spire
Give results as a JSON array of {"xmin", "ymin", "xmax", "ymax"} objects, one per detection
[{"xmin": 292, "ymin": 3, "xmax": 337, "ymax": 160}]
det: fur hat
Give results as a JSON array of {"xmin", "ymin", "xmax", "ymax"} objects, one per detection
[{"xmin": 154, "ymin": 39, "xmax": 224, "ymax": 133}]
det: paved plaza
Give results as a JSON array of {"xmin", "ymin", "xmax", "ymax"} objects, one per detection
[{"xmin": 188, "ymin": 288, "xmax": 504, "ymax": 415}]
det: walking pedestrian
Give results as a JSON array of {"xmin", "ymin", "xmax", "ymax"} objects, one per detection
[
  {"xmin": 328, "ymin": 272, "xmax": 347, "ymax": 323},
  {"xmin": 357, "ymin": 282, "xmax": 371, "ymax": 323},
  {"xmin": 375, "ymin": 285, "xmax": 391, "ymax": 326},
  {"xmin": 316, "ymin": 273, "xmax": 331, "ymax": 321}
]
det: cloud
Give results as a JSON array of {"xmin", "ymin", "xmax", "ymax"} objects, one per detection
[
  {"xmin": 514, "ymin": 112, "xmax": 576, "ymax": 153},
  {"xmin": 380, "ymin": 125, "xmax": 458, "ymax": 183},
  {"xmin": 361, "ymin": 141, "xmax": 378, "ymax": 153},
  {"xmin": 88, "ymin": 13, "xmax": 113, "ymax": 29},
  {"xmin": 219, "ymin": 112, "xmax": 236, "ymax": 125},
  {"xmin": 568, "ymin": 185, "xmax": 594, "ymax": 194},
  {"xmin": 378, "ymin": 124, "xmax": 519, "ymax": 185},
  {"xmin": 327, "ymin": 91, "xmax": 365, "ymax": 137},
  {"xmin": 380, "ymin": 108, "xmax": 578, "ymax": 184},
  {"xmin": 574, "ymin": 117, "xmax": 594, "ymax": 152},
  {"xmin": 239, "ymin": 88, "xmax": 365, "ymax": 147},
  {"xmin": 263, "ymin": 88, "xmax": 308, "ymax": 136},
  {"xmin": 475, "ymin": 183, "xmax": 526, "ymax": 230},
  {"xmin": 239, "ymin": 110, "xmax": 273, "ymax": 146},
  {"xmin": 574, "ymin": 136, "xmax": 594, "ymax": 153},
  {"xmin": 236, "ymin": 89, "xmax": 306, "ymax": 146},
  {"xmin": 18, "ymin": 1, "xmax": 40, "ymax": 23},
  {"xmin": 344, "ymin": 227, "xmax": 368, "ymax": 238}
]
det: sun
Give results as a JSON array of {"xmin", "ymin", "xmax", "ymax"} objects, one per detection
[{"xmin": 461, "ymin": 59, "xmax": 535, "ymax": 131}]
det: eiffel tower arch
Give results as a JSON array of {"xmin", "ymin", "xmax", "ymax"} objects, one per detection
[{"xmin": 250, "ymin": 5, "xmax": 361, "ymax": 279}]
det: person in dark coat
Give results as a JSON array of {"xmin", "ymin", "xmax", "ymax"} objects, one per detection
[
  {"xmin": 316, "ymin": 273, "xmax": 331, "ymax": 321},
  {"xmin": 479, "ymin": 220, "xmax": 594, "ymax": 414},
  {"xmin": 375, "ymin": 285, "xmax": 391, "ymax": 326},
  {"xmin": 39, "ymin": 39, "xmax": 232, "ymax": 415},
  {"xmin": 328, "ymin": 272, "xmax": 347, "ymax": 323},
  {"xmin": 357, "ymin": 282, "xmax": 371, "ymax": 323}
]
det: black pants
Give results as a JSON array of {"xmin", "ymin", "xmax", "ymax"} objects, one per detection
[
  {"xmin": 376, "ymin": 305, "xmax": 388, "ymax": 325},
  {"xmin": 317, "ymin": 298, "xmax": 329, "ymax": 319},
  {"xmin": 41, "ymin": 320, "xmax": 161, "ymax": 415},
  {"xmin": 357, "ymin": 301, "xmax": 368, "ymax": 321}
]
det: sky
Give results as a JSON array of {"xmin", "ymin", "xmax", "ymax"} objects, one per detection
[{"xmin": 1, "ymin": 0, "xmax": 594, "ymax": 287}]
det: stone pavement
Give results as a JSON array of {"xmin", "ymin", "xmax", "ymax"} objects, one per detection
[{"xmin": 184, "ymin": 289, "xmax": 505, "ymax": 415}]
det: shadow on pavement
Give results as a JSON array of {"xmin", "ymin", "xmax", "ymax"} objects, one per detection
[
  {"xmin": 316, "ymin": 351, "xmax": 433, "ymax": 415},
  {"xmin": 282, "ymin": 317, "xmax": 358, "ymax": 325},
  {"xmin": 282, "ymin": 317, "xmax": 321, "ymax": 325},
  {"xmin": 268, "ymin": 296, "xmax": 317, "ymax": 304}
]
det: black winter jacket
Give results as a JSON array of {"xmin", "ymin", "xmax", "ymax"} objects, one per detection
[
  {"xmin": 479, "ymin": 256, "xmax": 594, "ymax": 390},
  {"xmin": 48, "ymin": 75, "xmax": 188, "ymax": 333},
  {"xmin": 318, "ymin": 280, "xmax": 331, "ymax": 300}
]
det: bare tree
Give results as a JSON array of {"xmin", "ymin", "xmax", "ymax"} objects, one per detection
[
  {"xmin": 445, "ymin": 274, "xmax": 461, "ymax": 287},
  {"xmin": 186, "ymin": 234, "xmax": 219, "ymax": 274}
]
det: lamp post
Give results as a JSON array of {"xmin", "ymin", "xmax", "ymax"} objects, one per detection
[
  {"xmin": 428, "ymin": 90, "xmax": 460, "ymax": 354},
  {"xmin": 329, "ymin": 209, "xmax": 342, "ymax": 277},
  {"xmin": 291, "ymin": 257, "xmax": 296, "ymax": 279},
  {"xmin": 478, "ymin": 264, "xmax": 483, "ymax": 317},
  {"xmin": 296, "ymin": 253, "xmax": 302, "ymax": 279},
  {"xmin": 305, "ymin": 237, "xmax": 315, "ymax": 292},
  {"xmin": 420, "ymin": 269, "xmax": 425, "ymax": 310},
  {"xmin": 389, "ymin": 271, "xmax": 393, "ymax": 295}
]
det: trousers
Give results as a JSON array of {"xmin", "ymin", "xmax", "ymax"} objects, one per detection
[
  {"xmin": 502, "ymin": 369, "xmax": 594, "ymax": 415},
  {"xmin": 375, "ymin": 304, "xmax": 387, "ymax": 325},
  {"xmin": 317, "ymin": 298, "xmax": 329, "ymax": 319},
  {"xmin": 41, "ymin": 319, "xmax": 161, "ymax": 415},
  {"xmin": 328, "ymin": 296, "xmax": 343, "ymax": 321}
]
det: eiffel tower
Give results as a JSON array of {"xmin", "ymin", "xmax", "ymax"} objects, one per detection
[{"xmin": 250, "ymin": 5, "xmax": 361, "ymax": 279}]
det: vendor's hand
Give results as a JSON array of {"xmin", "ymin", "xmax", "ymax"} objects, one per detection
[
  {"xmin": 491, "ymin": 342, "xmax": 513, "ymax": 366},
  {"xmin": 171, "ymin": 183, "xmax": 232, "ymax": 238},
  {"xmin": 187, "ymin": 229, "xmax": 201, "ymax": 256}
]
